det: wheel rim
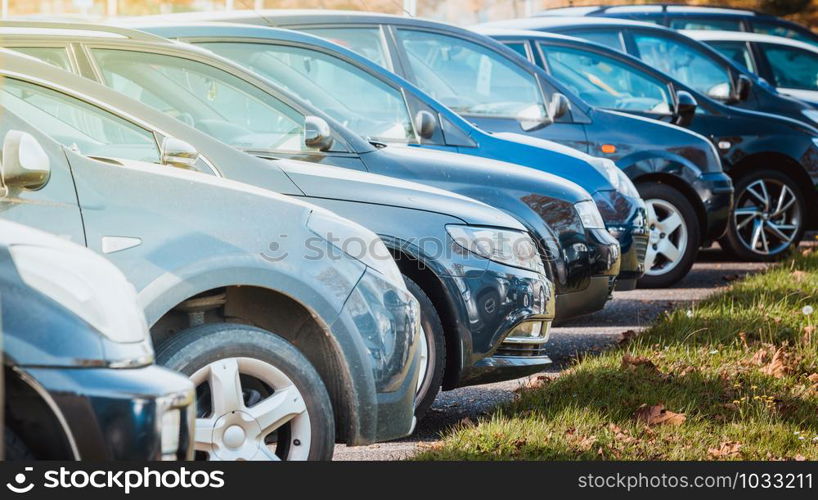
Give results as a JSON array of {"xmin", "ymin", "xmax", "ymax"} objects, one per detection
[
  {"xmin": 190, "ymin": 357, "xmax": 311, "ymax": 461},
  {"xmin": 644, "ymin": 198, "xmax": 689, "ymax": 277},
  {"xmin": 733, "ymin": 178, "xmax": 801, "ymax": 256}
]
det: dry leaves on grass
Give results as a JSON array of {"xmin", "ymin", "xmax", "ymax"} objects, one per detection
[
  {"xmin": 708, "ymin": 441, "xmax": 742, "ymax": 459},
  {"xmin": 621, "ymin": 354, "xmax": 662, "ymax": 376},
  {"xmin": 618, "ymin": 329, "xmax": 638, "ymax": 346},
  {"xmin": 760, "ymin": 347, "xmax": 796, "ymax": 378},
  {"xmin": 791, "ymin": 270, "xmax": 808, "ymax": 282},
  {"xmin": 803, "ymin": 325, "xmax": 815, "ymax": 344},
  {"xmin": 807, "ymin": 373, "xmax": 818, "ymax": 385},
  {"xmin": 634, "ymin": 404, "xmax": 686, "ymax": 426},
  {"xmin": 516, "ymin": 374, "xmax": 550, "ymax": 392}
]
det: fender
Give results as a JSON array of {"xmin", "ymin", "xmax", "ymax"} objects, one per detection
[{"xmin": 618, "ymin": 149, "xmax": 704, "ymax": 183}]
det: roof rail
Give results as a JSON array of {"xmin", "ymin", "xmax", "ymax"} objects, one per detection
[
  {"xmin": 0, "ymin": 20, "xmax": 169, "ymax": 42},
  {"xmin": 591, "ymin": 3, "xmax": 764, "ymax": 15}
]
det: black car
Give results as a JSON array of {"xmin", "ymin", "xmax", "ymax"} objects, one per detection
[
  {"xmin": 1, "ymin": 220, "xmax": 195, "ymax": 460},
  {"xmin": 536, "ymin": 3, "xmax": 818, "ymax": 46},
  {"xmin": 485, "ymin": 28, "xmax": 818, "ymax": 261},
  {"xmin": 181, "ymin": 9, "xmax": 733, "ymax": 288},
  {"xmin": 484, "ymin": 17, "xmax": 818, "ymax": 129}
]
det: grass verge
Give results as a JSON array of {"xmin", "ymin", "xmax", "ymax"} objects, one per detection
[{"xmin": 415, "ymin": 250, "xmax": 818, "ymax": 460}]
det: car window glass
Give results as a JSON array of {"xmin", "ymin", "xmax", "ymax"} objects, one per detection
[
  {"xmin": 90, "ymin": 48, "xmax": 311, "ymax": 152},
  {"xmin": 300, "ymin": 27, "xmax": 391, "ymax": 69},
  {"xmin": 761, "ymin": 43, "xmax": 818, "ymax": 90},
  {"xmin": 395, "ymin": 29, "xmax": 547, "ymax": 119},
  {"xmin": 567, "ymin": 29, "xmax": 625, "ymax": 52},
  {"xmin": 9, "ymin": 46, "xmax": 72, "ymax": 71},
  {"xmin": 633, "ymin": 33, "xmax": 732, "ymax": 100},
  {"xmin": 668, "ymin": 18, "xmax": 742, "ymax": 31},
  {"xmin": 706, "ymin": 41, "xmax": 756, "ymax": 72},
  {"xmin": 540, "ymin": 44, "xmax": 671, "ymax": 114},
  {"xmin": 753, "ymin": 21, "xmax": 816, "ymax": 45},
  {"xmin": 198, "ymin": 42, "xmax": 415, "ymax": 143},
  {"xmin": 0, "ymin": 77, "xmax": 160, "ymax": 163},
  {"xmin": 502, "ymin": 42, "xmax": 530, "ymax": 60}
]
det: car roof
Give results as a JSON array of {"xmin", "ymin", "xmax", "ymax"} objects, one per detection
[
  {"xmin": 538, "ymin": 4, "xmax": 761, "ymax": 17},
  {"xmin": 123, "ymin": 9, "xmax": 410, "ymax": 25},
  {"xmin": 472, "ymin": 26, "xmax": 583, "ymax": 43},
  {"xmin": 476, "ymin": 16, "xmax": 668, "ymax": 31},
  {"xmin": 683, "ymin": 29, "xmax": 818, "ymax": 53}
]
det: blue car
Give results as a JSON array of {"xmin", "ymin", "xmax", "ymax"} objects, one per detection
[{"xmin": 137, "ymin": 22, "xmax": 647, "ymax": 291}]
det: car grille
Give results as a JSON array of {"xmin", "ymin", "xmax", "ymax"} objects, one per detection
[{"xmin": 495, "ymin": 342, "xmax": 549, "ymax": 357}]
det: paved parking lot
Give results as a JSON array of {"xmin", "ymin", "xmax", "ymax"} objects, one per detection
[{"xmin": 332, "ymin": 246, "xmax": 772, "ymax": 460}]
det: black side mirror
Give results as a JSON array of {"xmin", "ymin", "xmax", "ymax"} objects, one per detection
[
  {"xmin": 414, "ymin": 110, "xmax": 437, "ymax": 139},
  {"xmin": 735, "ymin": 74, "xmax": 752, "ymax": 102},
  {"xmin": 673, "ymin": 90, "xmax": 698, "ymax": 127}
]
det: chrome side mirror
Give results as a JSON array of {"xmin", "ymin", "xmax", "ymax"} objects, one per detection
[
  {"xmin": 0, "ymin": 130, "xmax": 50, "ymax": 193},
  {"xmin": 549, "ymin": 92, "xmax": 571, "ymax": 120},
  {"xmin": 414, "ymin": 110, "xmax": 437, "ymax": 139},
  {"xmin": 161, "ymin": 137, "xmax": 199, "ymax": 170},
  {"xmin": 673, "ymin": 90, "xmax": 698, "ymax": 127},
  {"xmin": 517, "ymin": 104, "xmax": 552, "ymax": 132},
  {"xmin": 304, "ymin": 116, "xmax": 334, "ymax": 152}
]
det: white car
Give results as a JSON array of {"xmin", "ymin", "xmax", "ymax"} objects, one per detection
[{"xmin": 685, "ymin": 30, "xmax": 818, "ymax": 105}]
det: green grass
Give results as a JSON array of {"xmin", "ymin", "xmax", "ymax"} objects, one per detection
[{"xmin": 415, "ymin": 250, "xmax": 818, "ymax": 461}]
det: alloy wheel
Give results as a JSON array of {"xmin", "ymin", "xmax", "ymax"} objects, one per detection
[
  {"xmin": 191, "ymin": 357, "xmax": 312, "ymax": 461},
  {"xmin": 644, "ymin": 198, "xmax": 688, "ymax": 277},
  {"xmin": 733, "ymin": 178, "xmax": 801, "ymax": 256}
]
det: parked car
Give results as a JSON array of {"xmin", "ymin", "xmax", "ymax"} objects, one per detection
[
  {"xmin": 0, "ymin": 55, "xmax": 425, "ymax": 459},
  {"xmin": 134, "ymin": 22, "xmax": 647, "ymax": 294},
  {"xmin": 686, "ymin": 30, "xmax": 818, "ymax": 107},
  {"xmin": 535, "ymin": 3, "xmax": 818, "ymax": 47},
  {"xmin": 190, "ymin": 10, "xmax": 733, "ymax": 288},
  {"xmin": 0, "ymin": 48, "xmax": 554, "ymax": 422},
  {"xmin": 1, "ymin": 220, "xmax": 195, "ymax": 460},
  {"xmin": 485, "ymin": 17, "xmax": 818, "ymax": 129},
  {"xmin": 484, "ymin": 28, "xmax": 818, "ymax": 261}
]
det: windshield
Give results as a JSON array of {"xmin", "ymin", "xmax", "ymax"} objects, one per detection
[
  {"xmin": 89, "ymin": 48, "xmax": 315, "ymax": 153},
  {"xmin": 198, "ymin": 41, "xmax": 416, "ymax": 143},
  {"xmin": 760, "ymin": 43, "xmax": 818, "ymax": 91}
]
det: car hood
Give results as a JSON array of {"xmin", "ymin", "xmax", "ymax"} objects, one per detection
[
  {"xmin": 371, "ymin": 144, "xmax": 592, "ymax": 204},
  {"xmin": 275, "ymin": 157, "xmax": 526, "ymax": 230}
]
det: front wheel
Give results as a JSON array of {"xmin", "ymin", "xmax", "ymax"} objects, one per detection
[
  {"xmin": 404, "ymin": 275, "xmax": 446, "ymax": 421},
  {"xmin": 720, "ymin": 170, "xmax": 805, "ymax": 261},
  {"xmin": 637, "ymin": 183, "xmax": 700, "ymax": 288},
  {"xmin": 156, "ymin": 323, "xmax": 335, "ymax": 461}
]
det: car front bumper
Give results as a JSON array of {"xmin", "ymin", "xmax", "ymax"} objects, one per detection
[
  {"xmin": 695, "ymin": 172, "xmax": 734, "ymax": 243},
  {"xmin": 22, "ymin": 364, "xmax": 195, "ymax": 460},
  {"xmin": 608, "ymin": 206, "xmax": 650, "ymax": 291}
]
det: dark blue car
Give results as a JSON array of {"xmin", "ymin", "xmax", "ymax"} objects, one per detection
[{"xmin": 138, "ymin": 22, "xmax": 647, "ymax": 292}]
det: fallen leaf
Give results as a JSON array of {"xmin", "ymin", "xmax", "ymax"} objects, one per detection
[
  {"xmin": 722, "ymin": 273, "xmax": 741, "ymax": 282},
  {"xmin": 792, "ymin": 270, "xmax": 808, "ymax": 282},
  {"xmin": 803, "ymin": 325, "xmax": 815, "ymax": 345},
  {"xmin": 807, "ymin": 373, "xmax": 818, "ymax": 385},
  {"xmin": 634, "ymin": 404, "xmax": 686, "ymax": 426},
  {"xmin": 751, "ymin": 347, "xmax": 772, "ymax": 365},
  {"xmin": 516, "ymin": 374, "xmax": 549, "ymax": 392},
  {"xmin": 621, "ymin": 354, "xmax": 660, "ymax": 374},
  {"xmin": 457, "ymin": 417, "xmax": 476, "ymax": 428},
  {"xmin": 708, "ymin": 441, "xmax": 742, "ymax": 458},
  {"xmin": 618, "ymin": 329, "xmax": 638, "ymax": 345},
  {"xmin": 794, "ymin": 454, "xmax": 807, "ymax": 461},
  {"xmin": 802, "ymin": 248, "xmax": 813, "ymax": 257},
  {"xmin": 738, "ymin": 331, "xmax": 750, "ymax": 349},
  {"xmin": 761, "ymin": 347, "xmax": 791, "ymax": 378}
]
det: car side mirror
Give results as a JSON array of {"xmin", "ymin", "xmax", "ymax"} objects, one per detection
[
  {"xmin": 549, "ymin": 92, "xmax": 570, "ymax": 120},
  {"xmin": 517, "ymin": 104, "xmax": 552, "ymax": 132},
  {"xmin": 0, "ymin": 130, "xmax": 50, "ymax": 193},
  {"xmin": 161, "ymin": 137, "xmax": 200, "ymax": 170},
  {"xmin": 734, "ymin": 74, "xmax": 752, "ymax": 102},
  {"xmin": 673, "ymin": 90, "xmax": 698, "ymax": 127},
  {"xmin": 414, "ymin": 110, "xmax": 437, "ymax": 139},
  {"xmin": 304, "ymin": 116, "xmax": 334, "ymax": 152}
]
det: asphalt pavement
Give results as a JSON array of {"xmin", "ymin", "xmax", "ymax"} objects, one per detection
[{"xmin": 332, "ymin": 247, "xmax": 772, "ymax": 460}]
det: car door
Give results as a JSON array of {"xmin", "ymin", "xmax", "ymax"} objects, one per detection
[{"xmin": 0, "ymin": 76, "xmax": 86, "ymax": 244}]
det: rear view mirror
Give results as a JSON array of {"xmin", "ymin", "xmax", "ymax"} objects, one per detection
[
  {"xmin": 673, "ymin": 90, "xmax": 698, "ymax": 127},
  {"xmin": 414, "ymin": 110, "xmax": 437, "ymax": 139},
  {"xmin": 549, "ymin": 93, "xmax": 571, "ymax": 120},
  {"xmin": 517, "ymin": 104, "xmax": 552, "ymax": 132},
  {"xmin": 0, "ymin": 130, "xmax": 50, "ymax": 193},
  {"xmin": 161, "ymin": 137, "xmax": 199, "ymax": 170},
  {"xmin": 304, "ymin": 116, "xmax": 334, "ymax": 152}
]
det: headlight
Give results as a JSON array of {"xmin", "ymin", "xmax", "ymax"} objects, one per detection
[
  {"xmin": 574, "ymin": 200, "xmax": 606, "ymax": 229},
  {"xmin": 307, "ymin": 209, "xmax": 404, "ymax": 287},
  {"xmin": 591, "ymin": 157, "xmax": 641, "ymax": 199},
  {"xmin": 802, "ymin": 109, "xmax": 818, "ymax": 125},
  {"xmin": 446, "ymin": 225, "xmax": 543, "ymax": 273},
  {"xmin": 9, "ymin": 244, "xmax": 149, "ymax": 344},
  {"xmin": 811, "ymin": 137, "xmax": 818, "ymax": 149}
]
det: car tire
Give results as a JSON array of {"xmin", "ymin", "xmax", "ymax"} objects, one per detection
[
  {"xmin": 156, "ymin": 322, "xmax": 335, "ymax": 461},
  {"xmin": 720, "ymin": 169, "xmax": 805, "ymax": 262},
  {"xmin": 3, "ymin": 427, "xmax": 34, "ymax": 461},
  {"xmin": 637, "ymin": 183, "xmax": 700, "ymax": 288},
  {"xmin": 404, "ymin": 275, "xmax": 445, "ymax": 421}
]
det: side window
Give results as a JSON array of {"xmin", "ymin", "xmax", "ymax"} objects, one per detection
[
  {"xmin": 198, "ymin": 42, "xmax": 416, "ymax": 143},
  {"xmin": 89, "ymin": 48, "xmax": 315, "ymax": 153},
  {"xmin": 668, "ymin": 18, "xmax": 742, "ymax": 31},
  {"xmin": 707, "ymin": 41, "xmax": 756, "ymax": 72},
  {"xmin": 395, "ymin": 29, "xmax": 547, "ymax": 119},
  {"xmin": 761, "ymin": 43, "xmax": 818, "ymax": 90},
  {"xmin": 539, "ymin": 45, "xmax": 671, "ymax": 114},
  {"xmin": 753, "ymin": 21, "xmax": 817, "ymax": 45},
  {"xmin": 567, "ymin": 29, "xmax": 625, "ymax": 52},
  {"xmin": 633, "ymin": 33, "xmax": 732, "ymax": 100},
  {"xmin": 0, "ymin": 77, "xmax": 160, "ymax": 163},
  {"xmin": 502, "ymin": 42, "xmax": 531, "ymax": 61},
  {"xmin": 9, "ymin": 46, "xmax": 72, "ymax": 71},
  {"xmin": 299, "ymin": 27, "xmax": 391, "ymax": 69}
]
